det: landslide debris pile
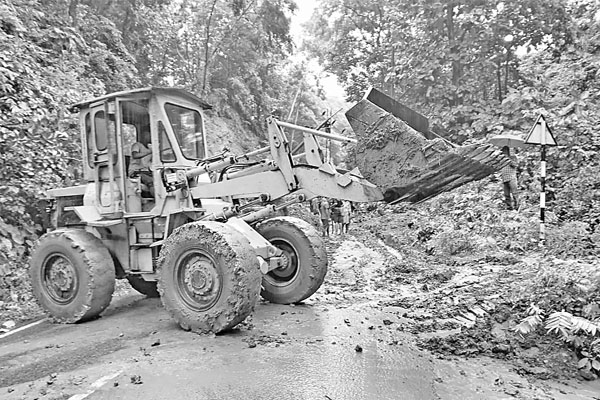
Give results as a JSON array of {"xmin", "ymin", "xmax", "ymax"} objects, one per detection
[{"xmin": 347, "ymin": 88, "xmax": 510, "ymax": 203}]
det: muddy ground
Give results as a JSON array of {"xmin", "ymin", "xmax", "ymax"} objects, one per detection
[{"xmin": 1, "ymin": 208, "xmax": 600, "ymax": 399}]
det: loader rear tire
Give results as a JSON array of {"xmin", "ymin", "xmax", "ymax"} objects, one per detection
[
  {"xmin": 256, "ymin": 217, "xmax": 327, "ymax": 304},
  {"xmin": 30, "ymin": 229, "xmax": 115, "ymax": 323},
  {"xmin": 127, "ymin": 275, "xmax": 160, "ymax": 298},
  {"xmin": 157, "ymin": 221, "xmax": 261, "ymax": 333}
]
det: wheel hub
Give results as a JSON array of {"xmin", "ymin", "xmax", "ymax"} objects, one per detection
[
  {"xmin": 278, "ymin": 252, "xmax": 291, "ymax": 270},
  {"xmin": 44, "ymin": 255, "xmax": 77, "ymax": 303},
  {"xmin": 49, "ymin": 262, "xmax": 74, "ymax": 291},
  {"xmin": 268, "ymin": 241, "xmax": 298, "ymax": 282},
  {"xmin": 177, "ymin": 251, "xmax": 223, "ymax": 313},
  {"xmin": 184, "ymin": 257, "xmax": 217, "ymax": 297}
]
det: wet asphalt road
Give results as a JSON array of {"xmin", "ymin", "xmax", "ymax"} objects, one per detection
[
  {"xmin": 2, "ymin": 237, "xmax": 600, "ymax": 399},
  {"xmin": 2, "ymin": 292, "xmax": 600, "ymax": 400},
  {"xmin": 0, "ymin": 294, "xmax": 439, "ymax": 400}
]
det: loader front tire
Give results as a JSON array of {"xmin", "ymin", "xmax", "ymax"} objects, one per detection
[
  {"xmin": 30, "ymin": 229, "xmax": 115, "ymax": 323},
  {"xmin": 126, "ymin": 275, "xmax": 160, "ymax": 298},
  {"xmin": 256, "ymin": 217, "xmax": 327, "ymax": 304},
  {"xmin": 157, "ymin": 221, "xmax": 261, "ymax": 333}
]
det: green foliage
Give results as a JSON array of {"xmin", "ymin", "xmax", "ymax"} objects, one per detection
[
  {"xmin": 515, "ymin": 308, "xmax": 600, "ymax": 375},
  {"xmin": 521, "ymin": 311, "xmax": 600, "ymax": 374},
  {"xmin": 309, "ymin": 0, "xmax": 571, "ymax": 108},
  {"xmin": 514, "ymin": 258, "xmax": 600, "ymax": 311},
  {"xmin": 0, "ymin": 216, "xmax": 41, "ymax": 321},
  {"xmin": 546, "ymin": 311, "xmax": 578, "ymax": 338},
  {"xmin": 420, "ymin": 180, "xmax": 540, "ymax": 253},
  {"xmin": 512, "ymin": 259, "xmax": 600, "ymax": 375},
  {"xmin": 117, "ymin": 0, "xmax": 323, "ymax": 131},
  {"xmin": 546, "ymin": 221, "xmax": 598, "ymax": 258},
  {"xmin": 513, "ymin": 304, "xmax": 544, "ymax": 337},
  {"xmin": 579, "ymin": 344, "xmax": 600, "ymax": 375},
  {"xmin": 372, "ymin": 178, "xmax": 600, "ymax": 261},
  {"xmin": 427, "ymin": 228, "xmax": 475, "ymax": 256}
]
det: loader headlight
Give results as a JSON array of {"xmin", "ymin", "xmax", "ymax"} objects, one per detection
[{"xmin": 162, "ymin": 169, "xmax": 188, "ymax": 192}]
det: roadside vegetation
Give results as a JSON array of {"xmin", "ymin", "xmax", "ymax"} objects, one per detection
[{"xmin": 357, "ymin": 181, "xmax": 600, "ymax": 380}]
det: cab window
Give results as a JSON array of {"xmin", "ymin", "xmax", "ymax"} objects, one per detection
[
  {"xmin": 159, "ymin": 121, "xmax": 176, "ymax": 162},
  {"xmin": 85, "ymin": 112, "xmax": 93, "ymax": 167},
  {"xmin": 164, "ymin": 103, "xmax": 205, "ymax": 160},
  {"xmin": 120, "ymin": 100, "xmax": 150, "ymax": 154},
  {"xmin": 94, "ymin": 110, "xmax": 111, "ymax": 151}
]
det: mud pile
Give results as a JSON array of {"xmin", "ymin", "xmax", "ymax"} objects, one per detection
[{"xmin": 346, "ymin": 89, "xmax": 509, "ymax": 204}]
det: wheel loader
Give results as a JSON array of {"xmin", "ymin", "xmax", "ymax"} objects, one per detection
[
  {"xmin": 30, "ymin": 87, "xmax": 508, "ymax": 333},
  {"xmin": 29, "ymin": 87, "xmax": 382, "ymax": 333}
]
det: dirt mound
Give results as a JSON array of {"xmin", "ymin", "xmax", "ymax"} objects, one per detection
[
  {"xmin": 346, "ymin": 88, "xmax": 509, "ymax": 203},
  {"xmin": 346, "ymin": 193, "xmax": 600, "ymax": 382},
  {"xmin": 347, "ymin": 99, "xmax": 450, "ymax": 193}
]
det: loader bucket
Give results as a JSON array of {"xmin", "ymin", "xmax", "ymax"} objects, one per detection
[{"xmin": 346, "ymin": 88, "xmax": 510, "ymax": 204}]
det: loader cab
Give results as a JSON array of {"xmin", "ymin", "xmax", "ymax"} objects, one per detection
[{"xmin": 74, "ymin": 87, "xmax": 211, "ymax": 218}]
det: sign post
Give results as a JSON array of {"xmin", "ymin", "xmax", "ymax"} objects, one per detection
[{"xmin": 524, "ymin": 114, "xmax": 557, "ymax": 247}]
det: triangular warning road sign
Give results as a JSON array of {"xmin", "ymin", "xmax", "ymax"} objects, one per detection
[{"xmin": 524, "ymin": 114, "xmax": 557, "ymax": 146}]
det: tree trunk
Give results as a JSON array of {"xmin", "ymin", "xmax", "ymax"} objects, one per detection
[
  {"xmin": 390, "ymin": 44, "xmax": 396, "ymax": 99},
  {"xmin": 496, "ymin": 58, "xmax": 502, "ymax": 101},
  {"xmin": 445, "ymin": 3, "xmax": 462, "ymax": 106},
  {"xmin": 202, "ymin": 0, "xmax": 219, "ymax": 95},
  {"xmin": 68, "ymin": 0, "xmax": 79, "ymax": 26},
  {"xmin": 121, "ymin": 5, "xmax": 132, "ymax": 44},
  {"xmin": 504, "ymin": 47, "xmax": 511, "ymax": 97}
]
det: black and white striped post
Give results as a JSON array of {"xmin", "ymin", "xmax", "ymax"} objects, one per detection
[
  {"xmin": 524, "ymin": 114, "xmax": 557, "ymax": 248},
  {"xmin": 539, "ymin": 122, "xmax": 547, "ymax": 246}
]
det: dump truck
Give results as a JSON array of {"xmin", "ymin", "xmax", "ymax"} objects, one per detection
[{"xmin": 30, "ymin": 87, "xmax": 507, "ymax": 333}]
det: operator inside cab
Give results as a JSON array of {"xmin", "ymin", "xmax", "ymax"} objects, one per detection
[{"xmin": 129, "ymin": 125, "xmax": 154, "ymax": 197}]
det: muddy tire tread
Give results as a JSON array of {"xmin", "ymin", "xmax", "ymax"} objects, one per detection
[
  {"xmin": 157, "ymin": 221, "xmax": 261, "ymax": 333},
  {"xmin": 256, "ymin": 216, "xmax": 327, "ymax": 304},
  {"xmin": 30, "ymin": 229, "xmax": 115, "ymax": 323}
]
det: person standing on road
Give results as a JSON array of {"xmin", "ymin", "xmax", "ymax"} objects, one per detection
[
  {"xmin": 330, "ymin": 200, "xmax": 343, "ymax": 235},
  {"xmin": 341, "ymin": 200, "xmax": 352, "ymax": 234},
  {"xmin": 310, "ymin": 196, "xmax": 322, "ymax": 229},
  {"xmin": 311, "ymin": 197, "xmax": 320, "ymax": 215},
  {"xmin": 500, "ymin": 146, "xmax": 519, "ymax": 210},
  {"xmin": 319, "ymin": 198, "xmax": 331, "ymax": 237}
]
